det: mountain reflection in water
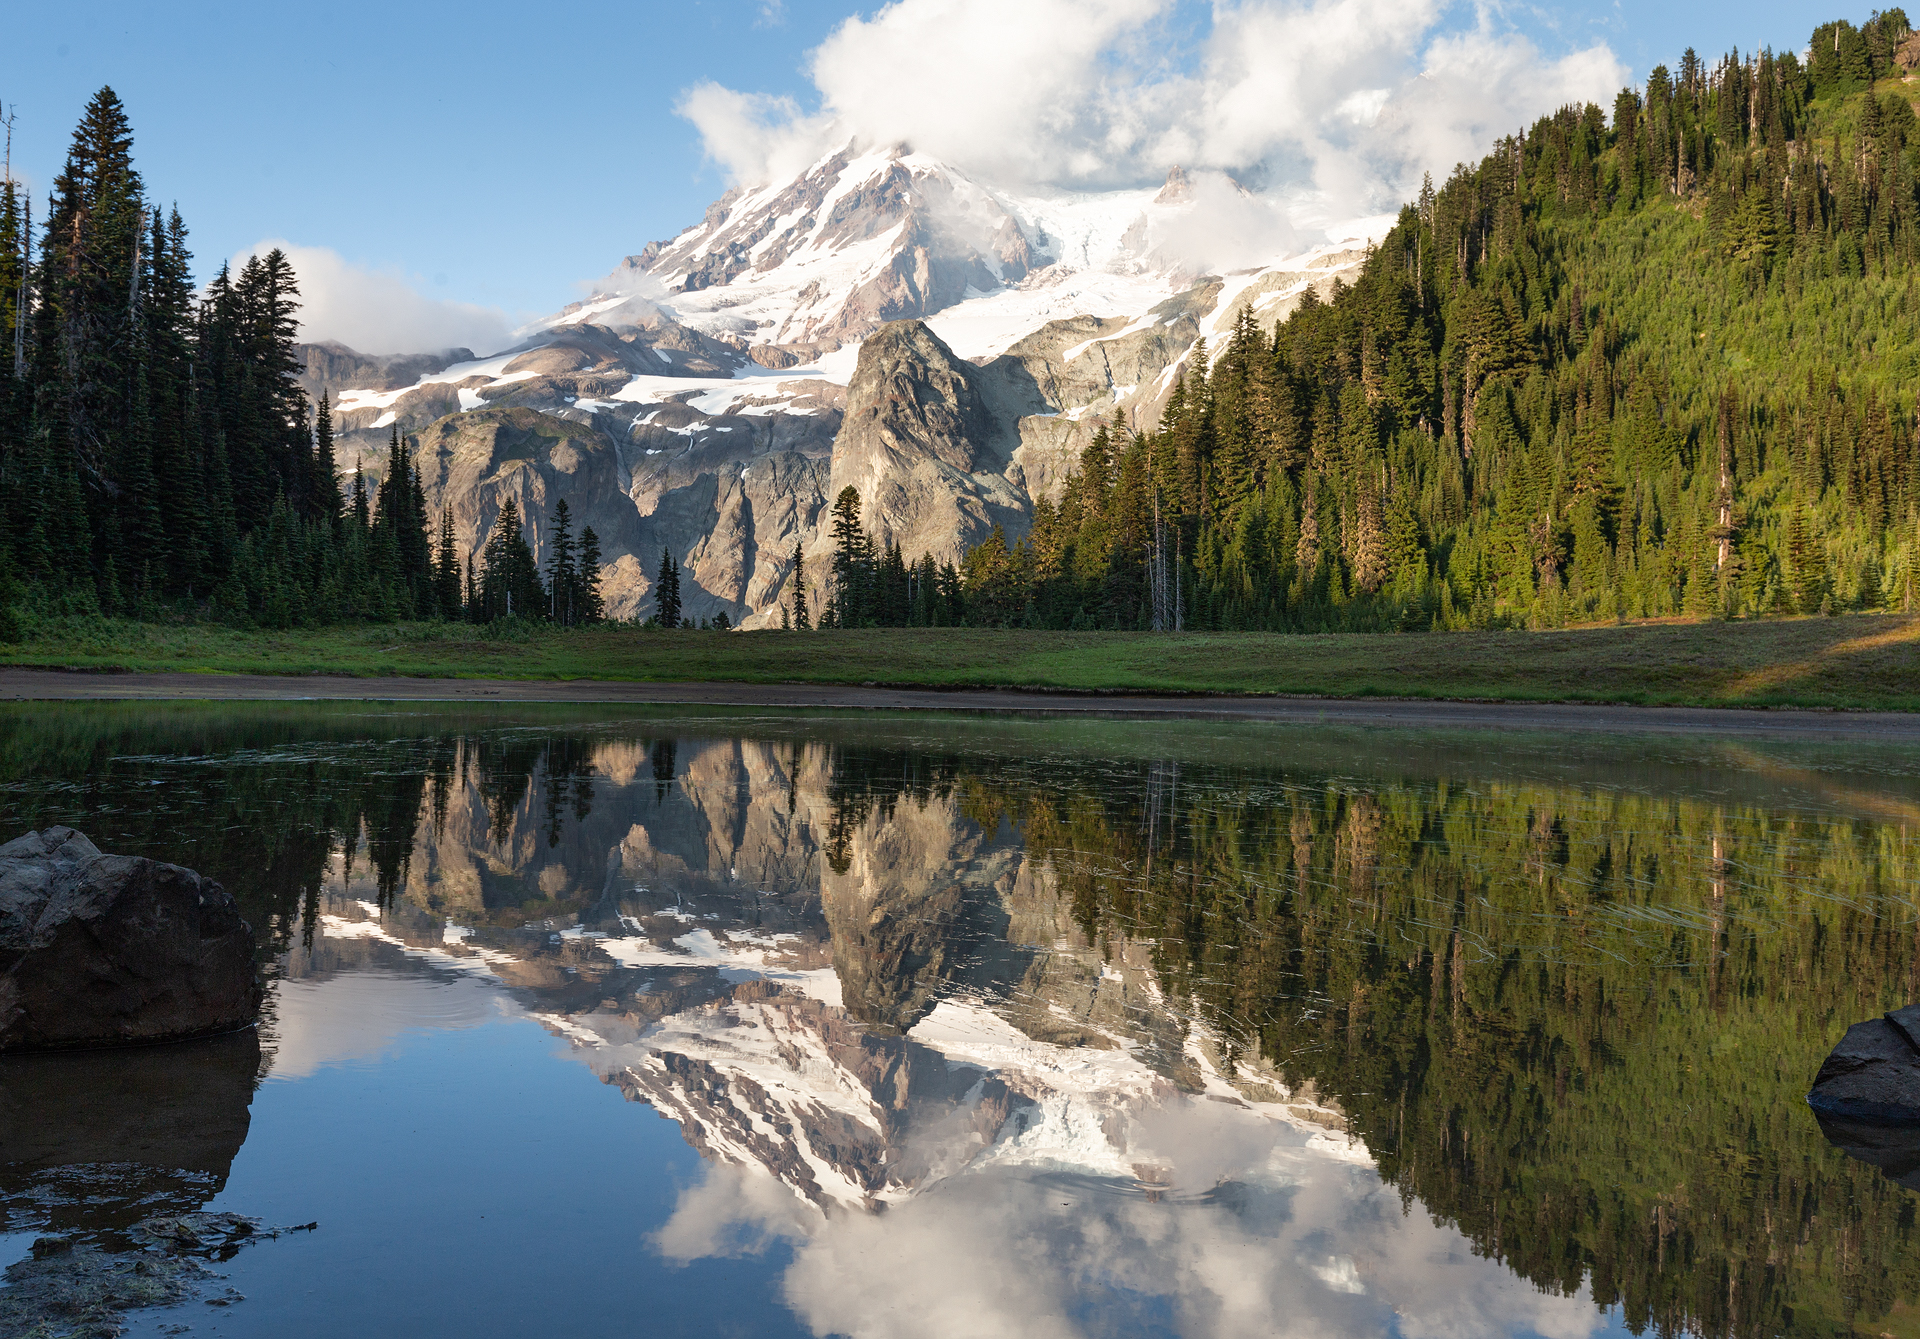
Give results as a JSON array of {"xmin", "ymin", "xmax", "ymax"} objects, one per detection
[{"xmin": 3, "ymin": 704, "xmax": 1918, "ymax": 1339}]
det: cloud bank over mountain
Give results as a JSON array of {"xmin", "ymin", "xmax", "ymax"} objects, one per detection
[
  {"xmin": 235, "ymin": 241, "xmax": 514, "ymax": 356},
  {"xmin": 679, "ymin": 0, "xmax": 1626, "ymax": 225}
]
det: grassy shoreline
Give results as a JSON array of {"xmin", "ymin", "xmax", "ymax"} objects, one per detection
[{"xmin": 3, "ymin": 613, "xmax": 1918, "ymax": 711}]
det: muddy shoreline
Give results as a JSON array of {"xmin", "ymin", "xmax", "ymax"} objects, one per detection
[{"xmin": 4, "ymin": 668, "xmax": 1917, "ymax": 740}]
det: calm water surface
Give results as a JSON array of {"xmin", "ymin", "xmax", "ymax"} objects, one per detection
[{"xmin": 2, "ymin": 703, "xmax": 1918, "ymax": 1339}]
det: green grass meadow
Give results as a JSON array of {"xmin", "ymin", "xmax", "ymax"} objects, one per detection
[{"xmin": 4, "ymin": 614, "xmax": 1918, "ymax": 710}]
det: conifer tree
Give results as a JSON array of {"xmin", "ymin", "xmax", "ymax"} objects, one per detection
[
  {"xmin": 313, "ymin": 392, "xmax": 344, "ymax": 530},
  {"xmin": 546, "ymin": 499, "xmax": 576, "ymax": 626},
  {"xmin": 478, "ymin": 496, "xmax": 541, "ymax": 621},
  {"xmin": 655, "ymin": 547, "xmax": 682, "ymax": 628},
  {"xmin": 790, "ymin": 540, "xmax": 809, "ymax": 630},
  {"xmin": 0, "ymin": 550, "xmax": 22, "ymax": 643},
  {"xmin": 432, "ymin": 505, "xmax": 462, "ymax": 617},
  {"xmin": 829, "ymin": 486, "xmax": 874, "ymax": 627},
  {"xmin": 351, "ymin": 461, "xmax": 371, "ymax": 532},
  {"xmin": 577, "ymin": 526, "xmax": 604, "ymax": 622}
]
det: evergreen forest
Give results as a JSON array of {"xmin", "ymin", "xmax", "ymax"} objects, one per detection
[
  {"xmin": 0, "ymin": 89, "xmax": 600, "ymax": 636},
  {"xmin": 950, "ymin": 10, "xmax": 1920, "ymax": 631}
]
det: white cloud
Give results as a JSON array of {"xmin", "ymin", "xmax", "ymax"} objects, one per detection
[
  {"xmin": 651, "ymin": 1116, "xmax": 1621, "ymax": 1339},
  {"xmin": 679, "ymin": 0, "xmax": 1627, "ymax": 232},
  {"xmin": 673, "ymin": 85, "xmax": 829, "ymax": 190},
  {"xmin": 267, "ymin": 963, "xmax": 503, "ymax": 1080},
  {"xmin": 232, "ymin": 240, "xmax": 514, "ymax": 356}
]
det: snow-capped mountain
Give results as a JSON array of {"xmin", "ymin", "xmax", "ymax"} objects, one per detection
[
  {"xmin": 540, "ymin": 145, "xmax": 1234, "ymax": 360},
  {"xmin": 306, "ymin": 146, "xmax": 1381, "ymax": 625}
]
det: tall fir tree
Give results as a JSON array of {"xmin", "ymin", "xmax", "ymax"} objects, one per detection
[
  {"xmin": 432, "ymin": 505, "xmax": 462, "ymax": 617},
  {"xmin": 313, "ymin": 392, "xmax": 343, "ymax": 530},
  {"xmin": 577, "ymin": 526, "xmax": 604, "ymax": 623},
  {"xmin": 790, "ymin": 540, "xmax": 809, "ymax": 630},
  {"xmin": 477, "ymin": 496, "xmax": 541, "ymax": 621},
  {"xmin": 655, "ymin": 547, "xmax": 682, "ymax": 628},
  {"xmin": 546, "ymin": 498, "xmax": 576, "ymax": 626}
]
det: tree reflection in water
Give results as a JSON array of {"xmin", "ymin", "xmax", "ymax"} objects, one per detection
[{"xmin": 2, "ymin": 703, "xmax": 1917, "ymax": 1338}]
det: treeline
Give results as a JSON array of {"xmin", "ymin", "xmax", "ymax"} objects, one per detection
[
  {"xmin": 955, "ymin": 9, "xmax": 1920, "ymax": 631},
  {"xmin": 0, "ymin": 88, "xmax": 604, "ymax": 634},
  {"xmin": 770, "ymin": 486, "xmax": 968, "ymax": 630}
]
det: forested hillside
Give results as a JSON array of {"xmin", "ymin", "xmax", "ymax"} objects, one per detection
[{"xmin": 954, "ymin": 11, "xmax": 1920, "ymax": 631}]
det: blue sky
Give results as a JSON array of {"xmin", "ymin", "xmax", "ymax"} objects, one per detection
[{"xmin": 0, "ymin": 0, "xmax": 1838, "ymax": 346}]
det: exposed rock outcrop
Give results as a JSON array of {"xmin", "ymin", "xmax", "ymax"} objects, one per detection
[
  {"xmin": 825, "ymin": 320, "xmax": 1030, "ymax": 571},
  {"xmin": 1808, "ymin": 1004, "xmax": 1920, "ymax": 1120},
  {"xmin": 298, "ymin": 342, "xmax": 474, "ymax": 400},
  {"xmin": 0, "ymin": 828, "xmax": 261, "ymax": 1051},
  {"xmin": 411, "ymin": 407, "xmax": 652, "ymax": 619}
]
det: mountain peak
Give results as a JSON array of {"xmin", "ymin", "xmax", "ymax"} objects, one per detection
[{"xmin": 1155, "ymin": 165, "xmax": 1193, "ymax": 205}]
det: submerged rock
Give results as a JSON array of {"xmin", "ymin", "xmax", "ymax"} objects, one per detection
[
  {"xmin": 0, "ymin": 1212, "xmax": 312, "ymax": 1337},
  {"xmin": 1807, "ymin": 1004, "xmax": 1920, "ymax": 1122},
  {"xmin": 0, "ymin": 1238, "xmax": 213, "ymax": 1338},
  {"xmin": 0, "ymin": 828, "xmax": 262, "ymax": 1052}
]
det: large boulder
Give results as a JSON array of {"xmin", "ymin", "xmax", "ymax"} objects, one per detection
[
  {"xmin": 1807, "ymin": 1004, "xmax": 1920, "ymax": 1121},
  {"xmin": 0, "ymin": 828, "xmax": 262, "ymax": 1051}
]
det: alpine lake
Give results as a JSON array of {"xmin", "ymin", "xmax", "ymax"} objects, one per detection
[{"xmin": 2, "ymin": 701, "xmax": 1918, "ymax": 1339}]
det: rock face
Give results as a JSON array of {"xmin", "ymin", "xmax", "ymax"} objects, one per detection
[
  {"xmin": 411, "ymin": 407, "xmax": 653, "ymax": 620},
  {"xmin": 300, "ymin": 342, "xmax": 474, "ymax": 400},
  {"xmin": 825, "ymin": 320, "xmax": 1030, "ymax": 571},
  {"xmin": 0, "ymin": 829, "xmax": 262, "ymax": 1051},
  {"xmin": 1807, "ymin": 1005, "xmax": 1920, "ymax": 1121}
]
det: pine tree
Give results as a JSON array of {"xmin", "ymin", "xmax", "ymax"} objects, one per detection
[
  {"xmin": 655, "ymin": 547, "xmax": 682, "ymax": 628},
  {"xmin": 432, "ymin": 505, "xmax": 462, "ymax": 617},
  {"xmin": 0, "ymin": 548, "xmax": 23, "ymax": 643},
  {"xmin": 577, "ymin": 526, "xmax": 604, "ymax": 622},
  {"xmin": 1785, "ymin": 503, "xmax": 1828, "ymax": 613},
  {"xmin": 478, "ymin": 496, "xmax": 541, "ymax": 621},
  {"xmin": 40, "ymin": 87, "xmax": 145, "ymax": 524},
  {"xmin": 791, "ymin": 540, "xmax": 810, "ymax": 630},
  {"xmin": 313, "ymin": 392, "xmax": 344, "ymax": 530},
  {"xmin": 829, "ymin": 486, "xmax": 874, "ymax": 627},
  {"xmin": 546, "ymin": 499, "xmax": 576, "ymax": 625}
]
